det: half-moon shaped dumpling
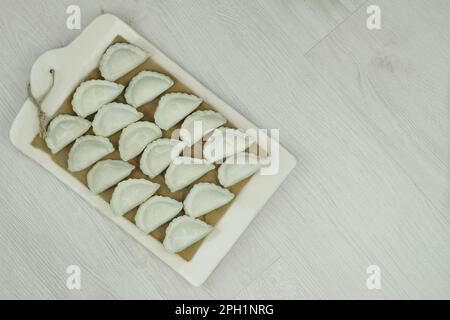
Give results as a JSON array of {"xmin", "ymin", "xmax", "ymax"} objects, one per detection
[
  {"xmin": 154, "ymin": 93, "xmax": 202, "ymax": 130},
  {"xmin": 163, "ymin": 216, "xmax": 212, "ymax": 253},
  {"xmin": 72, "ymin": 80, "xmax": 124, "ymax": 117},
  {"xmin": 92, "ymin": 103, "xmax": 143, "ymax": 137},
  {"xmin": 135, "ymin": 196, "xmax": 183, "ymax": 233},
  {"xmin": 110, "ymin": 179, "xmax": 160, "ymax": 216},
  {"xmin": 118, "ymin": 121, "xmax": 162, "ymax": 161},
  {"xmin": 140, "ymin": 138, "xmax": 185, "ymax": 179},
  {"xmin": 67, "ymin": 135, "xmax": 114, "ymax": 172},
  {"xmin": 87, "ymin": 160, "xmax": 135, "ymax": 194},
  {"xmin": 218, "ymin": 152, "xmax": 262, "ymax": 187},
  {"xmin": 184, "ymin": 183, "xmax": 234, "ymax": 218},
  {"xmin": 165, "ymin": 157, "xmax": 215, "ymax": 192},
  {"xmin": 125, "ymin": 71, "xmax": 174, "ymax": 108},
  {"xmin": 180, "ymin": 110, "xmax": 226, "ymax": 146},
  {"xmin": 99, "ymin": 43, "xmax": 149, "ymax": 81},
  {"xmin": 45, "ymin": 115, "xmax": 91, "ymax": 154},
  {"xmin": 203, "ymin": 128, "xmax": 254, "ymax": 163}
]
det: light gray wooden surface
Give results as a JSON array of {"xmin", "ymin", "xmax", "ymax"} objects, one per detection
[{"xmin": 0, "ymin": 0, "xmax": 448, "ymax": 299}]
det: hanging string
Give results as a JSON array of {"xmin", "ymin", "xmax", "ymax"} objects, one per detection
[{"xmin": 27, "ymin": 69, "xmax": 55, "ymax": 138}]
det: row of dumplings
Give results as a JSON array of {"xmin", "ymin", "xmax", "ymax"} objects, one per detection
[{"xmin": 43, "ymin": 42, "xmax": 264, "ymax": 253}]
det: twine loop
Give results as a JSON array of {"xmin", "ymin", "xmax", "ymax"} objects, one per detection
[{"xmin": 27, "ymin": 69, "xmax": 55, "ymax": 138}]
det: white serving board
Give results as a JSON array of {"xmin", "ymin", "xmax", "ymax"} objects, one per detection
[{"xmin": 9, "ymin": 14, "xmax": 296, "ymax": 286}]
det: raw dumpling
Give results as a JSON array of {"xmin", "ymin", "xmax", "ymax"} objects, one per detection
[
  {"xmin": 140, "ymin": 139, "xmax": 185, "ymax": 179},
  {"xmin": 218, "ymin": 152, "xmax": 262, "ymax": 187},
  {"xmin": 125, "ymin": 71, "xmax": 174, "ymax": 108},
  {"xmin": 184, "ymin": 183, "xmax": 234, "ymax": 218},
  {"xmin": 72, "ymin": 80, "xmax": 124, "ymax": 117},
  {"xmin": 180, "ymin": 110, "xmax": 227, "ymax": 146},
  {"xmin": 165, "ymin": 157, "xmax": 215, "ymax": 192},
  {"xmin": 154, "ymin": 93, "xmax": 202, "ymax": 130},
  {"xmin": 135, "ymin": 196, "xmax": 183, "ymax": 233},
  {"xmin": 203, "ymin": 128, "xmax": 254, "ymax": 163},
  {"xmin": 45, "ymin": 115, "xmax": 91, "ymax": 154},
  {"xmin": 87, "ymin": 160, "xmax": 134, "ymax": 194},
  {"xmin": 99, "ymin": 43, "xmax": 149, "ymax": 81},
  {"xmin": 163, "ymin": 216, "xmax": 212, "ymax": 253},
  {"xmin": 110, "ymin": 179, "xmax": 160, "ymax": 216},
  {"xmin": 118, "ymin": 121, "xmax": 162, "ymax": 161},
  {"xmin": 92, "ymin": 103, "xmax": 143, "ymax": 137},
  {"xmin": 67, "ymin": 135, "xmax": 114, "ymax": 172}
]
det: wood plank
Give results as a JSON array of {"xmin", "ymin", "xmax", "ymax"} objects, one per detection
[{"xmin": 304, "ymin": 0, "xmax": 450, "ymax": 298}]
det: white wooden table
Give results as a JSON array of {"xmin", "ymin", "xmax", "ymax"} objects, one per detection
[{"xmin": 0, "ymin": 0, "xmax": 448, "ymax": 299}]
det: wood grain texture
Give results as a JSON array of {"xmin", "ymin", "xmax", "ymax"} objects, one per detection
[
  {"xmin": 305, "ymin": 0, "xmax": 450, "ymax": 298},
  {"xmin": 0, "ymin": 0, "xmax": 448, "ymax": 299}
]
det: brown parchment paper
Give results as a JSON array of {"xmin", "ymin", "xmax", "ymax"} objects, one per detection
[{"xmin": 31, "ymin": 36, "xmax": 257, "ymax": 261}]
